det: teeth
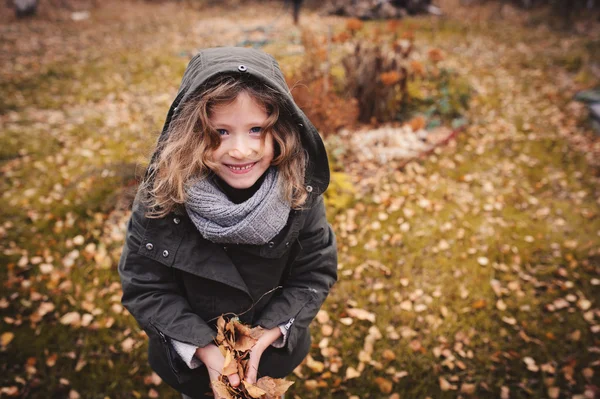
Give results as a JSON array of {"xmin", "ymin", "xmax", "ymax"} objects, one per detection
[{"xmin": 229, "ymin": 164, "xmax": 253, "ymax": 171}]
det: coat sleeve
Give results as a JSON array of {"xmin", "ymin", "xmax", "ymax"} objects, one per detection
[
  {"xmin": 254, "ymin": 195, "xmax": 338, "ymax": 353},
  {"xmin": 118, "ymin": 202, "xmax": 217, "ymax": 350}
]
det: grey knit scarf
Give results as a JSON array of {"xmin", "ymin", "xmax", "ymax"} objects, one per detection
[{"xmin": 185, "ymin": 168, "xmax": 291, "ymax": 245}]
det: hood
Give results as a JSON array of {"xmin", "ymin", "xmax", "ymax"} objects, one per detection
[{"xmin": 153, "ymin": 47, "xmax": 330, "ymax": 196}]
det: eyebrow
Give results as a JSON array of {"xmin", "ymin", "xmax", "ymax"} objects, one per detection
[{"xmin": 211, "ymin": 122, "xmax": 266, "ymax": 129}]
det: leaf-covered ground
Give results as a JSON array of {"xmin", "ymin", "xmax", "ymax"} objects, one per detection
[{"xmin": 1, "ymin": 1, "xmax": 599, "ymax": 398}]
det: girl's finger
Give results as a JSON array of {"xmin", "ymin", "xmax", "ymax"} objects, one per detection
[
  {"xmin": 245, "ymin": 358, "xmax": 258, "ymax": 384},
  {"xmin": 228, "ymin": 372, "xmax": 241, "ymax": 387}
]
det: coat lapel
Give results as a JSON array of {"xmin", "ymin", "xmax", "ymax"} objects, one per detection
[{"xmin": 175, "ymin": 235, "xmax": 251, "ymax": 297}]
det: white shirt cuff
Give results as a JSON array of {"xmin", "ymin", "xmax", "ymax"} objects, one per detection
[
  {"xmin": 271, "ymin": 318, "xmax": 294, "ymax": 349},
  {"xmin": 170, "ymin": 338, "xmax": 203, "ymax": 369}
]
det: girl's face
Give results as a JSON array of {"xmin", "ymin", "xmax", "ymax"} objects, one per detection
[{"xmin": 208, "ymin": 91, "xmax": 274, "ymax": 189}]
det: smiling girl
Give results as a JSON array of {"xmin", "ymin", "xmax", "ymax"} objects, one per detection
[{"xmin": 118, "ymin": 47, "xmax": 337, "ymax": 398}]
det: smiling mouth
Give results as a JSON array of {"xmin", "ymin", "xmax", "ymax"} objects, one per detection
[{"xmin": 226, "ymin": 162, "xmax": 256, "ymax": 171}]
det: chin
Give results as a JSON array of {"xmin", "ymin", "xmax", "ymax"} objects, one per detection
[
  {"xmin": 220, "ymin": 175, "xmax": 258, "ymax": 189},
  {"xmin": 228, "ymin": 180, "xmax": 256, "ymax": 189}
]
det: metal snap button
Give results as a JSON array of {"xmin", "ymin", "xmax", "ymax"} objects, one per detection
[
  {"xmin": 306, "ymin": 185, "xmax": 313, "ymax": 193},
  {"xmin": 173, "ymin": 217, "xmax": 180, "ymax": 225},
  {"xmin": 162, "ymin": 250, "xmax": 169, "ymax": 258},
  {"xmin": 238, "ymin": 65, "xmax": 247, "ymax": 72},
  {"xmin": 285, "ymin": 242, "xmax": 290, "ymax": 247},
  {"xmin": 268, "ymin": 241, "xmax": 275, "ymax": 248},
  {"xmin": 298, "ymin": 123, "xmax": 304, "ymax": 127},
  {"xmin": 145, "ymin": 243, "xmax": 154, "ymax": 251}
]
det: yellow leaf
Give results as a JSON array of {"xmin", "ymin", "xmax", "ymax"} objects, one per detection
[
  {"xmin": 222, "ymin": 350, "xmax": 238, "ymax": 376},
  {"xmin": 1, "ymin": 332, "xmax": 14, "ymax": 347},
  {"xmin": 472, "ymin": 299, "xmax": 487, "ymax": 309}
]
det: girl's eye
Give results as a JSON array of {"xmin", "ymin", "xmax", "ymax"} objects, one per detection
[
  {"xmin": 249, "ymin": 126, "xmax": 262, "ymax": 134},
  {"xmin": 216, "ymin": 129, "xmax": 228, "ymax": 136}
]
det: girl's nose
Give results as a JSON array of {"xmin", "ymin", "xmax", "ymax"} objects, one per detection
[{"xmin": 228, "ymin": 137, "xmax": 254, "ymax": 159}]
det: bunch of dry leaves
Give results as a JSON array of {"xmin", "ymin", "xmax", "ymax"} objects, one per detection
[{"xmin": 211, "ymin": 316, "xmax": 294, "ymax": 399}]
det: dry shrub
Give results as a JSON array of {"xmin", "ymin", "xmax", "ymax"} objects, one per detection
[
  {"xmin": 288, "ymin": 21, "xmax": 469, "ymax": 132},
  {"xmin": 288, "ymin": 77, "xmax": 358, "ymax": 137},
  {"xmin": 342, "ymin": 39, "xmax": 412, "ymax": 123},
  {"xmin": 287, "ymin": 28, "xmax": 358, "ymax": 136},
  {"xmin": 339, "ymin": 20, "xmax": 469, "ymax": 125}
]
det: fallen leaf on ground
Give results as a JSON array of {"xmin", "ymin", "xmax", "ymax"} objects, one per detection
[{"xmin": 346, "ymin": 308, "xmax": 376, "ymax": 322}]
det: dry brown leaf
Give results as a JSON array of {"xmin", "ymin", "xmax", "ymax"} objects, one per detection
[
  {"xmin": 321, "ymin": 324, "xmax": 333, "ymax": 336},
  {"xmin": 1, "ymin": 332, "xmax": 14, "ymax": 347},
  {"xmin": 255, "ymin": 376, "xmax": 294, "ymax": 397},
  {"xmin": 121, "ymin": 337, "xmax": 135, "ymax": 353},
  {"xmin": 306, "ymin": 355, "xmax": 325, "ymax": 373},
  {"xmin": 439, "ymin": 377, "xmax": 457, "ymax": 391},
  {"xmin": 304, "ymin": 380, "xmax": 318, "ymax": 390},
  {"xmin": 217, "ymin": 316, "xmax": 226, "ymax": 335},
  {"xmin": 46, "ymin": 353, "xmax": 58, "ymax": 367},
  {"xmin": 212, "ymin": 380, "xmax": 233, "ymax": 399},
  {"xmin": 461, "ymin": 383, "xmax": 476, "ymax": 394},
  {"xmin": 472, "ymin": 299, "xmax": 486, "ymax": 309},
  {"xmin": 60, "ymin": 312, "xmax": 81, "ymax": 326},
  {"xmin": 375, "ymin": 377, "xmax": 393, "ymax": 394},
  {"xmin": 547, "ymin": 387, "xmax": 559, "ymax": 399},
  {"xmin": 0, "ymin": 387, "xmax": 19, "ymax": 397},
  {"xmin": 381, "ymin": 349, "xmax": 396, "ymax": 361},
  {"xmin": 346, "ymin": 308, "xmax": 376, "ymax": 323},
  {"xmin": 222, "ymin": 350, "xmax": 238, "ymax": 376},
  {"xmin": 233, "ymin": 319, "xmax": 252, "ymax": 336},
  {"xmin": 242, "ymin": 380, "xmax": 267, "ymax": 398},
  {"xmin": 345, "ymin": 366, "xmax": 361, "ymax": 379},
  {"xmin": 316, "ymin": 310, "xmax": 330, "ymax": 324},
  {"xmin": 238, "ymin": 361, "xmax": 245, "ymax": 381},
  {"xmin": 234, "ymin": 334, "xmax": 258, "ymax": 352},
  {"xmin": 75, "ymin": 359, "xmax": 87, "ymax": 372}
]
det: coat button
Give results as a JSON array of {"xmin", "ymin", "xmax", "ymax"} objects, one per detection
[
  {"xmin": 145, "ymin": 243, "xmax": 154, "ymax": 251},
  {"xmin": 298, "ymin": 123, "xmax": 304, "ymax": 127},
  {"xmin": 238, "ymin": 64, "xmax": 247, "ymax": 72},
  {"xmin": 162, "ymin": 250, "xmax": 169, "ymax": 258},
  {"xmin": 268, "ymin": 241, "xmax": 275, "ymax": 248},
  {"xmin": 285, "ymin": 242, "xmax": 290, "ymax": 247},
  {"xmin": 173, "ymin": 217, "xmax": 180, "ymax": 224},
  {"xmin": 306, "ymin": 185, "xmax": 313, "ymax": 193}
]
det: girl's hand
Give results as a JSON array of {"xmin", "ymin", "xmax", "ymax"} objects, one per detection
[
  {"xmin": 245, "ymin": 326, "xmax": 283, "ymax": 384},
  {"xmin": 195, "ymin": 343, "xmax": 240, "ymax": 395}
]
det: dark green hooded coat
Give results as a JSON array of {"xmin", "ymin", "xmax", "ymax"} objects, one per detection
[{"xmin": 118, "ymin": 47, "xmax": 337, "ymax": 397}]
